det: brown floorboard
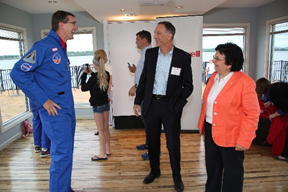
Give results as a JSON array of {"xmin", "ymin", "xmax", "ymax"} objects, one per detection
[{"xmin": 0, "ymin": 119, "xmax": 287, "ymax": 192}]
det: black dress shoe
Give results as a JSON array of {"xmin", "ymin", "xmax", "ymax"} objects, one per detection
[
  {"xmin": 174, "ymin": 181, "xmax": 184, "ymax": 192},
  {"xmin": 143, "ymin": 172, "xmax": 161, "ymax": 184}
]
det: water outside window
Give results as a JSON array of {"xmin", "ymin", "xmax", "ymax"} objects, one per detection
[
  {"xmin": 201, "ymin": 27, "xmax": 246, "ymax": 94},
  {"xmin": 67, "ymin": 33, "xmax": 94, "ymax": 104}
]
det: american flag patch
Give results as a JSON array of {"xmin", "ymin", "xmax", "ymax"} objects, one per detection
[{"xmin": 52, "ymin": 47, "xmax": 58, "ymax": 52}]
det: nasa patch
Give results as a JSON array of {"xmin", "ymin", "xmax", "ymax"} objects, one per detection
[
  {"xmin": 23, "ymin": 50, "xmax": 36, "ymax": 64},
  {"xmin": 52, "ymin": 52, "xmax": 61, "ymax": 64},
  {"xmin": 20, "ymin": 63, "xmax": 32, "ymax": 72}
]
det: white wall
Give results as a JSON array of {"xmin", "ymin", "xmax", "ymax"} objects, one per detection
[
  {"xmin": 106, "ymin": 21, "xmax": 156, "ymax": 116},
  {"xmin": 105, "ymin": 16, "xmax": 203, "ymax": 130}
]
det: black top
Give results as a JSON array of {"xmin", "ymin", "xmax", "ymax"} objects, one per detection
[
  {"xmin": 269, "ymin": 82, "xmax": 288, "ymax": 114},
  {"xmin": 81, "ymin": 71, "xmax": 110, "ymax": 107}
]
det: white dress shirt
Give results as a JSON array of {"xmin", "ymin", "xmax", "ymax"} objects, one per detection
[
  {"xmin": 205, "ymin": 72, "xmax": 234, "ymax": 124},
  {"xmin": 152, "ymin": 47, "xmax": 173, "ymax": 95}
]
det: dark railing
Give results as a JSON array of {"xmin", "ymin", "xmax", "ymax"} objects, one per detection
[
  {"xmin": 0, "ymin": 69, "xmax": 18, "ymax": 91},
  {"xmin": 201, "ymin": 60, "xmax": 288, "ymax": 83},
  {"xmin": 1, "ymin": 60, "xmax": 287, "ymax": 92},
  {"xmin": 202, "ymin": 61, "xmax": 208, "ymax": 83},
  {"xmin": 0, "ymin": 65, "xmax": 85, "ymax": 92},
  {"xmin": 271, "ymin": 60, "xmax": 288, "ymax": 83},
  {"xmin": 70, "ymin": 65, "xmax": 84, "ymax": 88}
]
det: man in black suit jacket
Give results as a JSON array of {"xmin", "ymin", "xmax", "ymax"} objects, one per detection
[{"xmin": 133, "ymin": 21, "xmax": 193, "ymax": 192}]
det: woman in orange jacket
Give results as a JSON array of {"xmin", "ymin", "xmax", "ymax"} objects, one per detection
[{"xmin": 197, "ymin": 43, "xmax": 260, "ymax": 192}]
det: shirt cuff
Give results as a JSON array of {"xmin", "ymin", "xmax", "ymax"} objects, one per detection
[{"xmin": 277, "ymin": 109, "xmax": 286, "ymax": 115}]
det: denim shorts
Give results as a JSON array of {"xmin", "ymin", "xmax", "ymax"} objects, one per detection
[{"xmin": 92, "ymin": 103, "xmax": 110, "ymax": 114}]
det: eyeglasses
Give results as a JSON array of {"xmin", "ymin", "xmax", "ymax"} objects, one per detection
[
  {"xmin": 213, "ymin": 55, "xmax": 224, "ymax": 61},
  {"xmin": 64, "ymin": 21, "xmax": 76, "ymax": 25}
]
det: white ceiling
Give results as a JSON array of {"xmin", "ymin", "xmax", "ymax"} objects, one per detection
[{"xmin": 0, "ymin": 0, "xmax": 275, "ymax": 23}]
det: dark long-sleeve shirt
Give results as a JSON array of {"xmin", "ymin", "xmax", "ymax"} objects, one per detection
[
  {"xmin": 268, "ymin": 82, "xmax": 288, "ymax": 115},
  {"xmin": 81, "ymin": 71, "xmax": 110, "ymax": 107}
]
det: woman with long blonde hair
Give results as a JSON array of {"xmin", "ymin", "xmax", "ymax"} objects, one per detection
[{"xmin": 81, "ymin": 49, "xmax": 111, "ymax": 161}]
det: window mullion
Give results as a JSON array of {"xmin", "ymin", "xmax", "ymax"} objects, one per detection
[
  {"xmin": 0, "ymin": 37, "xmax": 24, "ymax": 41},
  {"xmin": 203, "ymin": 33, "xmax": 245, "ymax": 37},
  {"xmin": 270, "ymin": 29, "xmax": 288, "ymax": 35}
]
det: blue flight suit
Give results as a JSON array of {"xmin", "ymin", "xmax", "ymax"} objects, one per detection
[
  {"xmin": 10, "ymin": 29, "xmax": 76, "ymax": 192},
  {"xmin": 30, "ymin": 101, "xmax": 51, "ymax": 149}
]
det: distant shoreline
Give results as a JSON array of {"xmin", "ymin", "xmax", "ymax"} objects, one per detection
[{"xmin": 1, "ymin": 51, "xmax": 287, "ymax": 69}]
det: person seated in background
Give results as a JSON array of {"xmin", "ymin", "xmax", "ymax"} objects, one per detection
[{"xmin": 256, "ymin": 77, "xmax": 288, "ymax": 161}]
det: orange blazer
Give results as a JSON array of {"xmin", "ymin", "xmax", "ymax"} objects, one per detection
[{"xmin": 197, "ymin": 71, "xmax": 260, "ymax": 149}]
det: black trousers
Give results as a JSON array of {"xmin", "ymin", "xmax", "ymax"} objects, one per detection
[
  {"xmin": 205, "ymin": 121, "xmax": 244, "ymax": 192},
  {"xmin": 143, "ymin": 97, "xmax": 182, "ymax": 183}
]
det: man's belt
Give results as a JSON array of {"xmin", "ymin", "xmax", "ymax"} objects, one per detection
[{"xmin": 152, "ymin": 94, "xmax": 166, "ymax": 99}]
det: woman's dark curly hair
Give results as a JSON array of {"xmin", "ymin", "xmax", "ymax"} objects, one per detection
[{"xmin": 215, "ymin": 42, "xmax": 243, "ymax": 72}]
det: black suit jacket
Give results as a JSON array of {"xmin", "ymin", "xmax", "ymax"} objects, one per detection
[{"xmin": 134, "ymin": 46, "xmax": 193, "ymax": 117}]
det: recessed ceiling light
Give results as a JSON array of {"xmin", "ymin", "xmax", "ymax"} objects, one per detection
[
  {"xmin": 48, "ymin": 1, "xmax": 57, "ymax": 3},
  {"xmin": 120, "ymin": 9, "xmax": 125, "ymax": 12},
  {"xmin": 176, "ymin": 6, "xmax": 182, "ymax": 9}
]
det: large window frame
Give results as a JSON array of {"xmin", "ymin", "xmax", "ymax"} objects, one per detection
[
  {"xmin": 203, "ymin": 23, "xmax": 250, "ymax": 74},
  {"xmin": 41, "ymin": 27, "xmax": 97, "ymax": 50},
  {"xmin": 265, "ymin": 15, "xmax": 288, "ymax": 82},
  {"xmin": 0, "ymin": 22, "xmax": 30, "ymax": 133}
]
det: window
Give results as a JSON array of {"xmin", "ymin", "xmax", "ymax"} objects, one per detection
[
  {"xmin": 267, "ymin": 17, "xmax": 288, "ymax": 83},
  {"xmin": 68, "ymin": 32, "xmax": 94, "ymax": 104},
  {"xmin": 42, "ymin": 27, "xmax": 97, "ymax": 104},
  {"xmin": 202, "ymin": 24, "xmax": 249, "ymax": 85},
  {"xmin": 0, "ymin": 22, "xmax": 28, "ymax": 123}
]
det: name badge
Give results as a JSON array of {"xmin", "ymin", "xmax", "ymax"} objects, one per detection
[{"xmin": 171, "ymin": 67, "xmax": 181, "ymax": 76}]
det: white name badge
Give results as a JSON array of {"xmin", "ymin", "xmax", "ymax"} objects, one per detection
[{"xmin": 171, "ymin": 67, "xmax": 181, "ymax": 76}]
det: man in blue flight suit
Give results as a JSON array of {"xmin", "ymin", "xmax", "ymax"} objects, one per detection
[{"xmin": 10, "ymin": 10, "xmax": 78, "ymax": 192}]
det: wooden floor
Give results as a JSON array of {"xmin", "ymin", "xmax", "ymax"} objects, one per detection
[{"xmin": 0, "ymin": 119, "xmax": 288, "ymax": 192}]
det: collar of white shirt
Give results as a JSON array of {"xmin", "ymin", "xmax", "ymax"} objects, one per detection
[
  {"xmin": 214, "ymin": 71, "xmax": 234, "ymax": 83},
  {"xmin": 158, "ymin": 45, "xmax": 174, "ymax": 56}
]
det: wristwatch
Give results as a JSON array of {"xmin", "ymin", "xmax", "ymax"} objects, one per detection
[{"xmin": 135, "ymin": 84, "xmax": 138, "ymax": 88}]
